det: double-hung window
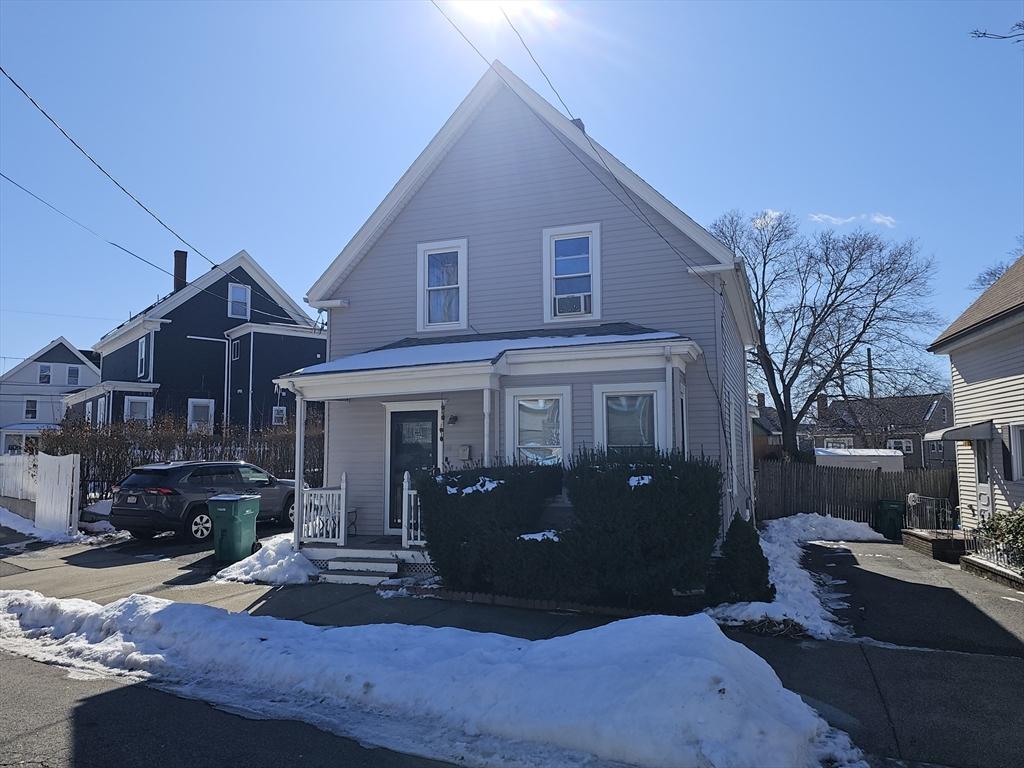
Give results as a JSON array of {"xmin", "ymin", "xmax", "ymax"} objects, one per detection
[
  {"xmin": 187, "ymin": 398, "xmax": 215, "ymax": 432},
  {"xmin": 505, "ymin": 386, "xmax": 571, "ymax": 466},
  {"xmin": 137, "ymin": 336, "xmax": 147, "ymax": 378},
  {"xmin": 886, "ymin": 438, "xmax": 914, "ymax": 454},
  {"xmin": 67, "ymin": 365, "xmax": 80, "ymax": 386},
  {"xmin": 24, "ymin": 399, "xmax": 38, "ymax": 420},
  {"xmin": 38, "ymin": 364, "xmax": 51, "ymax": 385},
  {"xmin": 271, "ymin": 406, "xmax": 287, "ymax": 426},
  {"xmin": 543, "ymin": 223, "xmax": 601, "ymax": 322},
  {"xmin": 228, "ymin": 283, "xmax": 251, "ymax": 320},
  {"xmin": 824, "ymin": 437, "xmax": 853, "ymax": 449},
  {"xmin": 124, "ymin": 396, "xmax": 153, "ymax": 423},
  {"xmin": 417, "ymin": 239, "xmax": 467, "ymax": 331},
  {"xmin": 231, "ymin": 339, "xmax": 240, "ymax": 361},
  {"xmin": 593, "ymin": 382, "xmax": 667, "ymax": 455}
]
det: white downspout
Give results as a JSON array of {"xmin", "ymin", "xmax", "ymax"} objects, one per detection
[
  {"xmin": 292, "ymin": 390, "xmax": 305, "ymax": 549},
  {"xmin": 247, "ymin": 334, "xmax": 254, "ymax": 440},
  {"xmin": 483, "ymin": 389, "xmax": 492, "ymax": 467},
  {"xmin": 664, "ymin": 347, "xmax": 673, "ymax": 450}
]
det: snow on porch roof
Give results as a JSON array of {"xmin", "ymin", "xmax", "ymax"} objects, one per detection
[{"xmin": 290, "ymin": 323, "xmax": 687, "ymax": 377}]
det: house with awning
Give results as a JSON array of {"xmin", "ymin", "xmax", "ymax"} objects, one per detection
[{"xmin": 926, "ymin": 254, "xmax": 1024, "ymax": 528}]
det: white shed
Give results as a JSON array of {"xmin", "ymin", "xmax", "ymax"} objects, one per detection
[{"xmin": 814, "ymin": 448, "xmax": 905, "ymax": 472}]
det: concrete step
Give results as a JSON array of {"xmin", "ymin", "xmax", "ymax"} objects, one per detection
[
  {"xmin": 319, "ymin": 570, "xmax": 387, "ymax": 586},
  {"xmin": 327, "ymin": 557, "xmax": 400, "ymax": 575}
]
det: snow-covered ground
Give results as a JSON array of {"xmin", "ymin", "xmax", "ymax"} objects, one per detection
[
  {"xmin": 215, "ymin": 534, "xmax": 318, "ymax": 585},
  {"xmin": 0, "ymin": 589, "xmax": 864, "ymax": 768},
  {"xmin": 0, "ymin": 506, "xmax": 128, "ymax": 548},
  {"xmin": 708, "ymin": 513, "xmax": 886, "ymax": 639}
]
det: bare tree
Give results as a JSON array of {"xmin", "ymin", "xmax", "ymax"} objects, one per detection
[
  {"xmin": 970, "ymin": 20, "xmax": 1024, "ymax": 43},
  {"xmin": 712, "ymin": 210, "xmax": 941, "ymax": 457},
  {"xmin": 969, "ymin": 236, "xmax": 1024, "ymax": 291}
]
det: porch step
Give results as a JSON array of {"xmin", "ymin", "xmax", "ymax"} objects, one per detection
[
  {"xmin": 319, "ymin": 569, "xmax": 388, "ymax": 586},
  {"xmin": 327, "ymin": 556, "xmax": 400, "ymax": 575}
]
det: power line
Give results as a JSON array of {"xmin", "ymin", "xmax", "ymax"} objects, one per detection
[
  {"xmin": 0, "ymin": 171, "xmax": 297, "ymax": 323},
  {"xmin": 0, "ymin": 64, "xmax": 297, "ymax": 317}
]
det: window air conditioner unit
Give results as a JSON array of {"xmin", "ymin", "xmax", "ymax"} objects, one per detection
[{"xmin": 555, "ymin": 293, "xmax": 590, "ymax": 316}]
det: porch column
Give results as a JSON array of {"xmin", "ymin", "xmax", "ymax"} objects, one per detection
[
  {"xmin": 291, "ymin": 392, "xmax": 305, "ymax": 549},
  {"xmin": 482, "ymin": 389, "xmax": 493, "ymax": 467}
]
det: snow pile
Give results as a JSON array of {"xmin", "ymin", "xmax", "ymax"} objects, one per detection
[
  {"xmin": 0, "ymin": 507, "xmax": 79, "ymax": 544},
  {"xmin": 628, "ymin": 475, "xmax": 652, "ymax": 488},
  {"xmin": 0, "ymin": 590, "xmax": 863, "ymax": 768},
  {"xmin": 708, "ymin": 513, "xmax": 886, "ymax": 639},
  {"xmin": 519, "ymin": 530, "xmax": 559, "ymax": 542},
  {"xmin": 460, "ymin": 477, "xmax": 503, "ymax": 495},
  {"xmin": 85, "ymin": 499, "xmax": 112, "ymax": 517},
  {"xmin": 215, "ymin": 534, "xmax": 318, "ymax": 585}
]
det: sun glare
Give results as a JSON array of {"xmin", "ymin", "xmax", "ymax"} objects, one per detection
[{"xmin": 449, "ymin": 0, "xmax": 559, "ymax": 26}]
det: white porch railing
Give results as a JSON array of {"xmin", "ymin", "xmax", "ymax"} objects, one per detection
[
  {"xmin": 301, "ymin": 473, "xmax": 347, "ymax": 546},
  {"xmin": 401, "ymin": 471, "xmax": 425, "ymax": 548}
]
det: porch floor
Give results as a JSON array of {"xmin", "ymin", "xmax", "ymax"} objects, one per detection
[{"xmin": 341, "ymin": 534, "xmax": 405, "ymax": 550}]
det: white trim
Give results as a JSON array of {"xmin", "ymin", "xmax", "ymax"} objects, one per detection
[
  {"xmin": 1008, "ymin": 423, "xmax": 1024, "ymax": 482},
  {"xmin": 0, "ymin": 336, "xmax": 100, "ymax": 383},
  {"xmin": 66, "ymin": 365, "xmax": 80, "ymax": 386},
  {"xmin": 85, "ymin": 401, "xmax": 93, "ymax": 424},
  {"xmin": 92, "ymin": 318, "xmax": 169, "ymax": 357},
  {"xmin": 23, "ymin": 398, "xmax": 38, "ymax": 421},
  {"xmin": 231, "ymin": 339, "xmax": 240, "ymax": 360},
  {"xmin": 123, "ymin": 395, "xmax": 154, "ymax": 424},
  {"xmin": 886, "ymin": 438, "xmax": 914, "ymax": 455},
  {"xmin": 224, "ymin": 322, "xmax": 326, "ymax": 340},
  {"xmin": 416, "ymin": 238, "xmax": 468, "ymax": 332},
  {"xmin": 228, "ymin": 282, "xmax": 252, "ymax": 320},
  {"xmin": 542, "ymin": 223, "xmax": 601, "ymax": 323},
  {"xmin": 272, "ymin": 405, "xmax": 287, "ymax": 426},
  {"xmin": 187, "ymin": 398, "xmax": 216, "ymax": 431},
  {"xmin": 63, "ymin": 380, "xmax": 160, "ymax": 408},
  {"xmin": 305, "ymin": 62, "xmax": 736, "ymax": 306},
  {"xmin": 137, "ymin": 336, "xmax": 147, "ymax": 378},
  {"xmin": 503, "ymin": 385, "xmax": 572, "ymax": 466},
  {"xmin": 247, "ymin": 333, "xmax": 255, "ymax": 439},
  {"xmin": 383, "ymin": 400, "xmax": 444, "ymax": 536},
  {"xmin": 37, "ymin": 363, "xmax": 51, "ymax": 385},
  {"xmin": 592, "ymin": 381, "xmax": 668, "ymax": 451}
]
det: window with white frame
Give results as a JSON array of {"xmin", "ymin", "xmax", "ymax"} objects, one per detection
[
  {"xmin": 38, "ymin": 364, "xmax": 51, "ymax": 384},
  {"xmin": 228, "ymin": 283, "xmax": 251, "ymax": 320},
  {"xmin": 67, "ymin": 365, "xmax": 80, "ymax": 385},
  {"xmin": 542, "ymin": 223, "xmax": 601, "ymax": 322},
  {"xmin": 416, "ymin": 239, "xmax": 467, "ymax": 331},
  {"xmin": 272, "ymin": 406, "xmax": 287, "ymax": 426},
  {"xmin": 593, "ymin": 382, "xmax": 666, "ymax": 454},
  {"xmin": 887, "ymin": 438, "xmax": 914, "ymax": 454},
  {"xmin": 941, "ymin": 407, "xmax": 948, "ymax": 423},
  {"xmin": 96, "ymin": 396, "xmax": 107, "ymax": 426},
  {"xmin": 85, "ymin": 401, "xmax": 93, "ymax": 423},
  {"xmin": 124, "ymin": 396, "xmax": 153, "ymax": 423},
  {"xmin": 231, "ymin": 339, "xmax": 240, "ymax": 361},
  {"xmin": 137, "ymin": 336, "xmax": 147, "ymax": 378},
  {"xmin": 928, "ymin": 441, "xmax": 939, "ymax": 454},
  {"xmin": 187, "ymin": 398, "xmax": 215, "ymax": 432},
  {"xmin": 24, "ymin": 399, "xmax": 38, "ymax": 420},
  {"xmin": 1010, "ymin": 425, "xmax": 1024, "ymax": 482},
  {"xmin": 505, "ymin": 387, "xmax": 571, "ymax": 466},
  {"xmin": 824, "ymin": 437, "xmax": 853, "ymax": 449}
]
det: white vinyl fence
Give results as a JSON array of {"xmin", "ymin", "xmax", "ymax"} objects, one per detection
[{"xmin": 0, "ymin": 452, "xmax": 81, "ymax": 536}]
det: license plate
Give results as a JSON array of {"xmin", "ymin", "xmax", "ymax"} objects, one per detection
[{"xmin": 126, "ymin": 495, "xmax": 138, "ymax": 504}]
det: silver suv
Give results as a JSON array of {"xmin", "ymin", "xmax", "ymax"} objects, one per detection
[{"xmin": 109, "ymin": 461, "xmax": 298, "ymax": 543}]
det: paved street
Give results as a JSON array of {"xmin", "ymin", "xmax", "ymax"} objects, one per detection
[{"xmin": 2, "ymin": 526, "xmax": 1023, "ymax": 768}]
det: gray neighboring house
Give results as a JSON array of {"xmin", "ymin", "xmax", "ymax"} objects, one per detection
[
  {"xmin": 927, "ymin": 255, "xmax": 1024, "ymax": 527},
  {"xmin": 811, "ymin": 393, "xmax": 956, "ymax": 469},
  {"xmin": 275, "ymin": 62, "xmax": 758, "ymax": 572}
]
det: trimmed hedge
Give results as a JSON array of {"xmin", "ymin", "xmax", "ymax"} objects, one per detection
[
  {"xmin": 418, "ymin": 449, "xmax": 723, "ymax": 610},
  {"xmin": 706, "ymin": 513, "xmax": 776, "ymax": 605}
]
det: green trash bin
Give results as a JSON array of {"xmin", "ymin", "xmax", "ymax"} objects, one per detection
[
  {"xmin": 209, "ymin": 494, "xmax": 262, "ymax": 563},
  {"xmin": 875, "ymin": 499, "xmax": 905, "ymax": 541}
]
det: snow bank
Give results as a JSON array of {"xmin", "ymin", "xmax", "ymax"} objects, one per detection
[
  {"xmin": 0, "ymin": 589, "xmax": 863, "ymax": 768},
  {"xmin": 215, "ymin": 534, "xmax": 318, "ymax": 585},
  {"xmin": 0, "ymin": 507, "xmax": 79, "ymax": 543},
  {"xmin": 519, "ymin": 530, "xmax": 559, "ymax": 542},
  {"xmin": 708, "ymin": 513, "xmax": 886, "ymax": 639}
]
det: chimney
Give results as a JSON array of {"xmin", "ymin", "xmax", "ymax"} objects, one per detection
[
  {"xmin": 817, "ymin": 394, "xmax": 828, "ymax": 419},
  {"xmin": 570, "ymin": 117, "xmax": 585, "ymax": 133},
  {"xmin": 757, "ymin": 392, "xmax": 765, "ymax": 408},
  {"xmin": 173, "ymin": 250, "xmax": 188, "ymax": 292}
]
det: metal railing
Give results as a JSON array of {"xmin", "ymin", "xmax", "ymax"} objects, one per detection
[
  {"xmin": 401, "ymin": 471, "xmax": 425, "ymax": 548},
  {"xmin": 963, "ymin": 530, "xmax": 1024, "ymax": 575},
  {"xmin": 301, "ymin": 473, "xmax": 347, "ymax": 546},
  {"xmin": 905, "ymin": 493, "xmax": 957, "ymax": 533}
]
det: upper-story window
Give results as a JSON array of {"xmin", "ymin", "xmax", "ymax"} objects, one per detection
[
  {"xmin": 67, "ymin": 365, "xmax": 79, "ymax": 386},
  {"xmin": 38, "ymin": 364, "xmax": 51, "ymax": 384},
  {"xmin": 24, "ymin": 399, "xmax": 38, "ymax": 420},
  {"xmin": 228, "ymin": 283, "xmax": 251, "ymax": 320},
  {"xmin": 137, "ymin": 336, "xmax": 147, "ymax": 378},
  {"xmin": 416, "ymin": 239, "xmax": 467, "ymax": 331},
  {"xmin": 542, "ymin": 223, "xmax": 601, "ymax": 322},
  {"xmin": 887, "ymin": 438, "xmax": 914, "ymax": 454}
]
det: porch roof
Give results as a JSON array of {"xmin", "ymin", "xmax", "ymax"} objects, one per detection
[{"xmin": 924, "ymin": 420, "xmax": 999, "ymax": 443}]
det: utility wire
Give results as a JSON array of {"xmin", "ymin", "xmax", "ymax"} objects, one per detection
[
  {"xmin": 0, "ymin": 172, "xmax": 300, "ymax": 324},
  {"xmin": 0, "ymin": 64, "xmax": 299, "ymax": 318}
]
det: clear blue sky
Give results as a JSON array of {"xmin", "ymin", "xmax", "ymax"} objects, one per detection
[{"xmin": 1, "ymin": 0, "xmax": 1021, "ymax": 373}]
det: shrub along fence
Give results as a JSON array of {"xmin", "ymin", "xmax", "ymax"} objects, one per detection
[
  {"xmin": 40, "ymin": 418, "xmax": 324, "ymax": 506},
  {"xmin": 754, "ymin": 460, "xmax": 957, "ymax": 524}
]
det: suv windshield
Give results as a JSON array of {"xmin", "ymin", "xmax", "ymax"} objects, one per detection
[{"xmin": 119, "ymin": 470, "xmax": 171, "ymax": 488}]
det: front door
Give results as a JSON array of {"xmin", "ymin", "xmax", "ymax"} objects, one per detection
[{"xmin": 387, "ymin": 410, "xmax": 439, "ymax": 534}]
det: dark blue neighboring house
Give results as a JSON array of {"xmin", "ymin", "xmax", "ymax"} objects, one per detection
[{"xmin": 64, "ymin": 250, "xmax": 325, "ymax": 434}]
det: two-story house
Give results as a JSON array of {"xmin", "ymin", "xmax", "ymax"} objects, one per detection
[
  {"xmin": 64, "ymin": 249, "xmax": 326, "ymax": 433},
  {"xmin": 1, "ymin": 336, "xmax": 100, "ymax": 453},
  {"xmin": 811, "ymin": 393, "xmax": 956, "ymax": 469},
  {"xmin": 926, "ymin": 254, "xmax": 1024, "ymax": 528},
  {"xmin": 274, "ymin": 62, "xmax": 757, "ymax": 567}
]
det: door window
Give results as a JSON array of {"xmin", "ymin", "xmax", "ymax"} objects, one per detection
[
  {"xmin": 388, "ymin": 411, "xmax": 438, "ymax": 530},
  {"xmin": 975, "ymin": 441, "xmax": 989, "ymax": 484}
]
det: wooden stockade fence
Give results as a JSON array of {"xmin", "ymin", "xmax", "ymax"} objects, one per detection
[{"xmin": 754, "ymin": 461, "xmax": 957, "ymax": 524}]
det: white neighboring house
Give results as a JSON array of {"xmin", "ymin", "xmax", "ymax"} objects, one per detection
[{"xmin": 0, "ymin": 336, "xmax": 100, "ymax": 454}]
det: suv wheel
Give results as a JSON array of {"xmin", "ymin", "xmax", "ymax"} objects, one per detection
[
  {"xmin": 183, "ymin": 508, "xmax": 213, "ymax": 542},
  {"xmin": 280, "ymin": 496, "xmax": 295, "ymax": 525}
]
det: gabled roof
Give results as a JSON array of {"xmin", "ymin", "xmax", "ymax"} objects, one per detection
[
  {"xmin": 816, "ymin": 394, "xmax": 949, "ymax": 433},
  {"xmin": 306, "ymin": 62, "xmax": 754, "ymax": 340},
  {"xmin": 93, "ymin": 250, "xmax": 313, "ymax": 354},
  {"xmin": 0, "ymin": 336, "xmax": 101, "ymax": 382},
  {"xmin": 929, "ymin": 254, "xmax": 1024, "ymax": 352}
]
